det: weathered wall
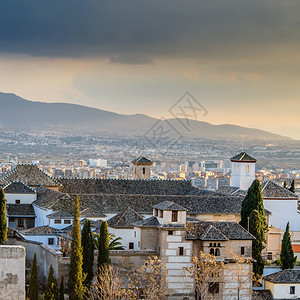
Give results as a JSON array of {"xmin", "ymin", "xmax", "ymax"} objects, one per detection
[{"xmin": 0, "ymin": 245, "xmax": 25, "ymax": 300}]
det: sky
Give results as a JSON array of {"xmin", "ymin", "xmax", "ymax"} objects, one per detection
[{"xmin": 0, "ymin": 1, "xmax": 300, "ymax": 139}]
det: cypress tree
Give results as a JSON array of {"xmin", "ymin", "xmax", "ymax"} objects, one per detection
[
  {"xmin": 249, "ymin": 210, "xmax": 264, "ymax": 276},
  {"xmin": 29, "ymin": 253, "xmax": 39, "ymax": 300},
  {"xmin": 281, "ymin": 222, "xmax": 296, "ymax": 270},
  {"xmin": 283, "ymin": 180, "xmax": 287, "ymax": 189},
  {"xmin": 0, "ymin": 188, "xmax": 7, "ymax": 244},
  {"xmin": 45, "ymin": 264, "xmax": 58, "ymax": 300},
  {"xmin": 59, "ymin": 275, "xmax": 64, "ymax": 300},
  {"xmin": 68, "ymin": 195, "xmax": 84, "ymax": 300},
  {"xmin": 97, "ymin": 220, "xmax": 110, "ymax": 270},
  {"xmin": 240, "ymin": 180, "xmax": 266, "ymax": 230},
  {"xmin": 82, "ymin": 219, "xmax": 94, "ymax": 287},
  {"xmin": 289, "ymin": 180, "xmax": 295, "ymax": 193}
]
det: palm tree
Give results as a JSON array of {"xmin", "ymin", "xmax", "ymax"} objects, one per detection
[{"xmin": 92, "ymin": 232, "xmax": 125, "ymax": 250}]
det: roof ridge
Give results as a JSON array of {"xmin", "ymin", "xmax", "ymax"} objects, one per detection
[{"xmin": 263, "ymin": 180, "xmax": 298, "ymax": 198}]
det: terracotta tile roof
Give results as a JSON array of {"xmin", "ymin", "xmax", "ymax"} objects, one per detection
[
  {"xmin": 186, "ymin": 221, "xmax": 255, "ymax": 241},
  {"xmin": 6, "ymin": 204, "xmax": 36, "ymax": 216},
  {"xmin": 264, "ymin": 269, "xmax": 300, "ymax": 283},
  {"xmin": 153, "ymin": 201, "xmax": 187, "ymax": 211},
  {"xmin": 132, "ymin": 157, "xmax": 152, "ymax": 165},
  {"xmin": 261, "ymin": 180, "xmax": 299, "ymax": 199},
  {"xmin": 46, "ymin": 210, "xmax": 73, "ymax": 219},
  {"xmin": 230, "ymin": 152, "xmax": 257, "ymax": 162},
  {"xmin": 21, "ymin": 225, "xmax": 60, "ymax": 235},
  {"xmin": 33, "ymin": 186, "xmax": 71, "ymax": 210},
  {"xmin": 3, "ymin": 181, "xmax": 36, "ymax": 194},
  {"xmin": 0, "ymin": 164, "xmax": 61, "ymax": 187},
  {"xmin": 107, "ymin": 207, "xmax": 143, "ymax": 228}
]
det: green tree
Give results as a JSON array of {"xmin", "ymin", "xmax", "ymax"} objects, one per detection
[
  {"xmin": 59, "ymin": 275, "xmax": 64, "ymax": 300},
  {"xmin": 45, "ymin": 265, "xmax": 58, "ymax": 300},
  {"xmin": 249, "ymin": 210, "xmax": 264, "ymax": 276},
  {"xmin": 281, "ymin": 222, "xmax": 296, "ymax": 270},
  {"xmin": 93, "ymin": 232, "xmax": 125, "ymax": 251},
  {"xmin": 240, "ymin": 180, "xmax": 266, "ymax": 231},
  {"xmin": 97, "ymin": 221, "xmax": 111, "ymax": 270},
  {"xmin": 283, "ymin": 180, "xmax": 287, "ymax": 189},
  {"xmin": 82, "ymin": 219, "xmax": 94, "ymax": 287},
  {"xmin": 29, "ymin": 253, "xmax": 39, "ymax": 300},
  {"xmin": 68, "ymin": 195, "xmax": 85, "ymax": 300},
  {"xmin": 289, "ymin": 180, "xmax": 295, "ymax": 193},
  {"xmin": 0, "ymin": 189, "xmax": 7, "ymax": 244}
]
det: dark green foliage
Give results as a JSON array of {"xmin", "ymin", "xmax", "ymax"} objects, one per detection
[
  {"xmin": 59, "ymin": 275, "xmax": 64, "ymax": 300},
  {"xmin": 68, "ymin": 195, "xmax": 85, "ymax": 300},
  {"xmin": 289, "ymin": 180, "xmax": 295, "ymax": 193},
  {"xmin": 283, "ymin": 180, "xmax": 287, "ymax": 189},
  {"xmin": 82, "ymin": 219, "xmax": 94, "ymax": 287},
  {"xmin": 240, "ymin": 180, "xmax": 266, "ymax": 231},
  {"xmin": 249, "ymin": 210, "xmax": 264, "ymax": 276},
  {"xmin": 29, "ymin": 253, "xmax": 39, "ymax": 300},
  {"xmin": 281, "ymin": 222, "xmax": 296, "ymax": 270},
  {"xmin": 0, "ymin": 189, "xmax": 7, "ymax": 244},
  {"xmin": 45, "ymin": 265, "xmax": 58, "ymax": 300},
  {"xmin": 97, "ymin": 221, "xmax": 111, "ymax": 269},
  {"xmin": 93, "ymin": 232, "xmax": 125, "ymax": 251}
]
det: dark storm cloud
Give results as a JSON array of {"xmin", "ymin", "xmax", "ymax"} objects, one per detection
[{"xmin": 0, "ymin": 0, "xmax": 300, "ymax": 60}]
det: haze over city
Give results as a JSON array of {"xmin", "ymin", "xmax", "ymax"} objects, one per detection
[{"xmin": 0, "ymin": 1, "xmax": 299, "ymax": 138}]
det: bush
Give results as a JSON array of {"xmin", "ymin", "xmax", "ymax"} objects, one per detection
[{"xmin": 274, "ymin": 259, "xmax": 282, "ymax": 266}]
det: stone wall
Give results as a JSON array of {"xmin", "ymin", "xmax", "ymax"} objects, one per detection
[{"xmin": 0, "ymin": 245, "xmax": 25, "ymax": 300}]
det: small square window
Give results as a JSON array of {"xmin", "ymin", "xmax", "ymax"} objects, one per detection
[
  {"xmin": 209, "ymin": 282, "xmax": 219, "ymax": 293},
  {"xmin": 179, "ymin": 247, "xmax": 184, "ymax": 256},
  {"xmin": 168, "ymin": 230, "xmax": 174, "ymax": 235},
  {"xmin": 129, "ymin": 242, "xmax": 134, "ymax": 249},
  {"xmin": 290, "ymin": 286, "xmax": 295, "ymax": 294},
  {"xmin": 54, "ymin": 219, "xmax": 61, "ymax": 224},
  {"xmin": 48, "ymin": 238, "xmax": 54, "ymax": 245},
  {"xmin": 241, "ymin": 247, "xmax": 245, "ymax": 255},
  {"xmin": 15, "ymin": 200, "xmax": 21, "ymax": 204},
  {"xmin": 64, "ymin": 219, "xmax": 71, "ymax": 224}
]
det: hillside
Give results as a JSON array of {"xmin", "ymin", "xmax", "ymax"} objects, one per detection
[{"xmin": 0, "ymin": 92, "xmax": 291, "ymax": 141}]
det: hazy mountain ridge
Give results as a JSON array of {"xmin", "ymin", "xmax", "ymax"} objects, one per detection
[{"xmin": 0, "ymin": 92, "xmax": 291, "ymax": 140}]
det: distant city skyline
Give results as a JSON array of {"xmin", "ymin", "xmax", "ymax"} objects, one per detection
[{"xmin": 0, "ymin": 1, "xmax": 299, "ymax": 139}]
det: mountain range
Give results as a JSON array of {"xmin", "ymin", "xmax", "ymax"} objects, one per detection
[{"xmin": 0, "ymin": 92, "xmax": 291, "ymax": 141}]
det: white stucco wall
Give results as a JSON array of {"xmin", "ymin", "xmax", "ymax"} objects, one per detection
[
  {"xmin": 5, "ymin": 193, "xmax": 36, "ymax": 204},
  {"xmin": 231, "ymin": 161, "xmax": 255, "ymax": 190},
  {"xmin": 264, "ymin": 199, "xmax": 300, "ymax": 231},
  {"xmin": 108, "ymin": 227, "xmax": 138, "ymax": 250},
  {"xmin": 265, "ymin": 281, "xmax": 300, "ymax": 299},
  {"xmin": 20, "ymin": 234, "xmax": 60, "ymax": 250},
  {"xmin": 33, "ymin": 205, "xmax": 52, "ymax": 227}
]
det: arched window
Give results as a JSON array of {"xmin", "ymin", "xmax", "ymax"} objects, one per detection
[
  {"xmin": 142, "ymin": 167, "xmax": 146, "ymax": 174},
  {"xmin": 215, "ymin": 248, "xmax": 220, "ymax": 256},
  {"xmin": 210, "ymin": 248, "xmax": 215, "ymax": 255}
]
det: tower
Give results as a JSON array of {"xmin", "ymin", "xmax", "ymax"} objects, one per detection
[
  {"xmin": 230, "ymin": 152, "xmax": 256, "ymax": 190},
  {"xmin": 132, "ymin": 157, "xmax": 153, "ymax": 179}
]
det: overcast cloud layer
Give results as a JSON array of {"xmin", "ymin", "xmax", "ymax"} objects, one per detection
[{"xmin": 0, "ymin": 1, "xmax": 300, "ymax": 139}]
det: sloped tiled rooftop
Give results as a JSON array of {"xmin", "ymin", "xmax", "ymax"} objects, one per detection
[
  {"xmin": 107, "ymin": 207, "xmax": 143, "ymax": 228},
  {"xmin": 21, "ymin": 225, "xmax": 60, "ymax": 235},
  {"xmin": 261, "ymin": 180, "xmax": 299, "ymax": 199},
  {"xmin": 264, "ymin": 269, "xmax": 300, "ymax": 283},
  {"xmin": 7, "ymin": 204, "xmax": 36, "ymax": 216},
  {"xmin": 132, "ymin": 157, "xmax": 152, "ymax": 165},
  {"xmin": 153, "ymin": 201, "xmax": 187, "ymax": 211},
  {"xmin": 230, "ymin": 152, "xmax": 257, "ymax": 162},
  {"xmin": 0, "ymin": 164, "xmax": 61, "ymax": 187},
  {"xmin": 3, "ymin": 181, "xmax": 36, "ymax": 194}
]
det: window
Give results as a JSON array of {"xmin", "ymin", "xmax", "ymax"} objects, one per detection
[
  {"xmin": 215, "ymin": 248, "xmax": 220, "ymax": 256},
  {"xmin": 134, "ymin": 231, "xmax": 136, "ymax": 238},
  {"xmin": 15, "ymin": 199, "xmax": 21, "ymax": 204},
  {"xmin": 213, "ymin": 243, "xmax": 216, "ymax": 247},
  {"xmin": 168, "ymin": 230, "xmax": 174, "ymax": 235},
  {"xmin": 154, "ymin": 209, "xmax": 158, "ymax": 216},
  {"xmin": 290, "ymin": 286, "xmax": 295, "ymax": 294},
  {"xmin": 54, "ymin": 219, "xmax": 62, "ymax": 224},
  {"xmin": 129, "ymin": 242, "xmax": 134, "ymax": 249},
  {"xmin": 159, "ymin": 210, "xmax": 163, "ymax": 218},
  {"xmin": 246, "ymin": 165, "xmax": 250, "ymax": 173},
  {"xmin": 208, "ymin": 282, "xmax": 219, "ymax": 293},
  {"xmin": 217, "ymin": 243, "xmax": 220, "ymax": 247},
  {"xmin": 142, "ymin": 167, "xmax": 146, "ymax": 175},
  {"xmin": 138, "ymin": 241, "xmax": 140, "ymax": 248},
  {"xmin": 267, "ymin": 252, "xmax": 273, "ymax": 260},
  {"xmin": 179, "ymin": 247, "xmax": 184, "ymax": 256},
  {"xmin": 209, "ymin": 243, "xmax": 212, "ymax": 247},
  {"xmin": 48, "ymin": 238, "xmax": 54, "ymax": 245},
  {"xmin": 17, "ymin": 218, "xmax": 24, "ymax": 228},
  {"xmin": 64, "ymin": 219, "xmax": 71, "ymax": 224},
  {"xmin": 210, "ymin": 248, "xmax": 215, "ymax": 255},
  {"xmin": 172, "ymin": 211, "xmax": 178, "ymax": 222},
  {"xmin": 241, "ymin": 247, "xmax": 245, "ymax": 255}
]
